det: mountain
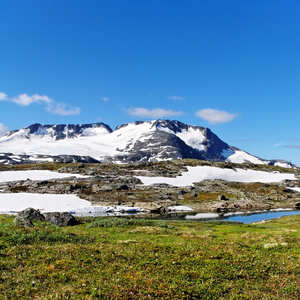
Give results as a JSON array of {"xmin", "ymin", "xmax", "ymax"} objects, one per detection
[{"xmin": 0, "ymin": 119, "xmax": 295, "ymax": 167}]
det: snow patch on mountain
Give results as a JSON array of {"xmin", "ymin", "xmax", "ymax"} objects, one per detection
[
  {"xmin": 0, "ymin": 120, "xmax": 296, "ymax": 167},
  {"xmin": 175, "ymin": 128, "xmax": 206, "ymax": 151},
  {"xmin": 223, "ymin": 149, "xmax": 268, "ymax": 165}
]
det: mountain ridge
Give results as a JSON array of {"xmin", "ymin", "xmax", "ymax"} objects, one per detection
[{"xmin": 0, "ymin": 119, "xmax": 296, "ymax": 168}]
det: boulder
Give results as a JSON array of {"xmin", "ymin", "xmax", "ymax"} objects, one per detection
[
  {"xmin": 130, "ymin": 202, "xmax": 163, "ymax": 213},
  {"xmin": 218, "ymin": 195, "xmax": 229, "ymax": 201},
  {"xmin": 14, "ymin": 207, "xmax": 45, "ymax": 227},
  {"xmin": 43, "ymin": 212, "xmax": 76, "ymax": 226}
]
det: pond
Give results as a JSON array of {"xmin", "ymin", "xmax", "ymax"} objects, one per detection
[
  {"xmin": 74, "ymin": 208, "xmax": 300, "ymax": 224},
  {"xmin": 60, "ymin": 207, "xmax": 300, "ymax": 223},
  {"xmin": 183, "ymin": 209, "xmax": 300, "ymax": 224}
]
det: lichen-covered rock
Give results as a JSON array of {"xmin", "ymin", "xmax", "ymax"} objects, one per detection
[
  {"xmin": 14, "ymin": 207, "xmax": 45, "ymax": 227},
  {"xmin": 43, "ymin": 212, "xmax": 75, "ymax": 226}
]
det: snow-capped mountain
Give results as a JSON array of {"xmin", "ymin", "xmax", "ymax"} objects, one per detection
[{"xmin": 0, "ymin": 120, "xmax": 295, "ymax": 167}]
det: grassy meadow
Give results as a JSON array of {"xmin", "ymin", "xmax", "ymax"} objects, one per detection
[{"xmin": 0, "ymin": 214, "xmax": 300, "ymax": 299}]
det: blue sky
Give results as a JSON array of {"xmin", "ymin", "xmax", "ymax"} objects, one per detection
[{"xmin": 1, "ymin": 0, "xmax": 300, "ymax": 164}]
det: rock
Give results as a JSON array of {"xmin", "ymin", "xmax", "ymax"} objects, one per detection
[
  {"xmin": 98, "ymin": 184, "xmax": 114, "ymax": 191},
  {"xmin": 43, "ymin": 212, "xmax": 76, "ymax": 226},
  {"xmin": 14, "ymin": 207, "xmax": 45, "ymax": 227},
  {"xmin": 116, "ymin": 184, "xmax": 129, "ymax": 190},
  {"xmin": 295, "ymin": 202, "xmax": 300, "ymax": 209},
  {"xmin": 134, "ymin": 202, "xmax": 163, "ymax": 213},
  {"xmin": 218, "ymin": 195, "xmax": 229, "ymax": 201},
  {"xmin": 211, "ymin": 201, "xmax": 238, "ymax": 213},
  {"xmin": 211, "ymin": 204, "xmax": 229, "ymax": 213}
]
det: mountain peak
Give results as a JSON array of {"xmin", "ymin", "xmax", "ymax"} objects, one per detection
[
  {"xmin": 0, "ymin": 120, "xmax": 295, "ymax": 168},
  {"xmin": 24, "ymin": 122, "xmax": 113, "ymax": 140}
]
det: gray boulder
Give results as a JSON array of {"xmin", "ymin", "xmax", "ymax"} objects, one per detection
[
  {"xmin": 14, "ymin": 207, "xmax": 45, "ymax": 227},
  {"xmin": 218, "ymin": 195, "xmax": 229, "ymax": 201},
  {"xmin": 43, "ymin": 212, "xmax": 75, "ymax": 227}
]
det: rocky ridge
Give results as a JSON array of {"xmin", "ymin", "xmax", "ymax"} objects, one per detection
[
  {"xmin": 1, "ymin": 160, "xmax": 300, "ymax": 215},
  {"xmin": 0, "ymin": 120, "xmax": 296, "ymax": 167}
]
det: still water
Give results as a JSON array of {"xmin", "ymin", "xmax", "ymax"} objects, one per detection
[
  {"xmin": 184, "ymin": 209, "xmax": 300, "ymax": 224},
  {"xmin": 70, "ymin": 207, "xmax": 300, "ymax": 224}
]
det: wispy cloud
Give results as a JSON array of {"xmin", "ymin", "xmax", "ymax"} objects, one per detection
[
  {"xmin": 0, "ymin": 123, "xmax": 9, "ymax": 137},
  {"xmin": 284, "ymin": 145, "xmax": 300, "ymax": 149},
  {"xmin": 102, "ymin": 97, "xmax": 109, "ymax": 102},
  {"xmin": 167, "ymin": 96, "xmax": 185, "ymax": 101},
  {"xmin": 127, "ymin": 107, "xmax": 184, "ymax": 118},
  {"xmin": 11, "ymin": 93, "xmax": 52, "ymax": 106},
  {"xmin": 0, "ymin": 92, "xmax": 8, "ymax": 101},
  {"xmin": 195, "ymin": 108, "xmax": 238, "ymax": 124},
  {"xmin": 274, "ymin": 140, "xmax": 300, "ymax": 149},
  {"xmin": 0, "ymin": 92, "xmax": 80, "ymax": 116},
  {"xmin": 273, "ymin": 143, "xmax": 283, "ymax": 147},
  {"xmin": 45, "ymin": 102, "xmax": 81, "ymax": 116}
]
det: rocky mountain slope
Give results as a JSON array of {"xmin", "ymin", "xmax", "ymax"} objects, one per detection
[{"xmin": 0, "ymin": 119, "xmax": 295, "ymax": 167}]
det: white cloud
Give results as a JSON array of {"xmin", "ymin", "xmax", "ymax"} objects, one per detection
[
  {"xmin": 0, "ymin": 92, "xmax": 8, "ymax": 101},
  {"xmin": 0, "ymin": 123, "xmax": 9, "ymax": 137},
  {"xmin": 167, "ymin": 96, "xmax": 185, "ymax": 101},
  {"xmin": 0, "ymin": 91, "xmax": 80, "ymax": 116},
  {"xmin": 195, "ymin": 108, "xmax": 238, "ymax": 124},
  {"xmin": 46, "ymin": 102, "xmax": 81, "ymax": 116},
  {"xmin": 11, "ymin": 93, "xmax": 52, "ymax": 106},
  {"xmin": 102, "ymin": 97, "xmax": 109, "ymax": 102},
  {"xmin": 127, "ymin": 107, "xmax": 184, "ymax": 118}
]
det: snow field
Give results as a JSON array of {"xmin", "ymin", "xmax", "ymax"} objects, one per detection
[
  {"xmin": 137, "ymin": 166, "xmax": 296, "ymax": 187},
  {"xmin": 0, "ymin": 170, "xmax": 88, "ymax": 183},
  {"xmin": 0, "ymin": 167, "xmax": 297, "ymax": 214},
  {"xmin": 0, "ymin": 193, "xmax": 91, "ymax": 213}
]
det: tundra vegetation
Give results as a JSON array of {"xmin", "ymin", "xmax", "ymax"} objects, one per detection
[
  {"xmin": 0, "ymin": 160, "xmax": 300, "ymax": 298},
  {"xmin": 0, "ymin": 214, "xmax": 300, "ymax": 299}
]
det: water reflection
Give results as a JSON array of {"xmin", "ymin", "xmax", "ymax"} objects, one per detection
[{"xmin": 184, "ymin": 209, "xmax": 300, "ymax": 224}]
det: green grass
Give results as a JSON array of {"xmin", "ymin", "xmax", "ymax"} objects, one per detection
[{"xmin": 1, "ymin": 215, "xmax": 300, "ymax": 299}]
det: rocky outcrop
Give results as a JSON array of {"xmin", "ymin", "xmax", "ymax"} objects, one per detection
[
  {"xmin": 210, "ymin": 201, "xmax": 254, "ymax": 213},
  {"xmin": 43, "ymin": 212, "xmax": 75, "ymax": 226},
  {"xmin": 3, "ymin": 160, "xmax": 300, "ymax": 216},
  {"xmin": 26, "ymin": 122, "xmax": 113, "ymax": 140},
  {"xmin": 14, "ymin": 207, "xmax": 45, "ymax": 227},
  {"xmin": 14, "ymin": 208, "xmax": 75, "ymax": 227}
]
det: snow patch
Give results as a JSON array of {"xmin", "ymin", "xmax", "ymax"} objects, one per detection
[
  {"xmin": 0, "ymin": 193, "xmax": 92, "ymax": 213},
  {"xmin": 137, "ymin": 166, "xmax": 296, "ymax": 187},
  {"xmin": 168, "ymin": 205, "xmax": 194, "ymax": 212},
  {"xmin": 185, "ymin": 213, "xmax": 219, "ymax": 220},
  {"xmin": 225, "ymin": 150, "xmax": 266, "ymax": 164},
  {"xmin": 0, "ymin": 170, "xmax": 88, "ymax": 183}
]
